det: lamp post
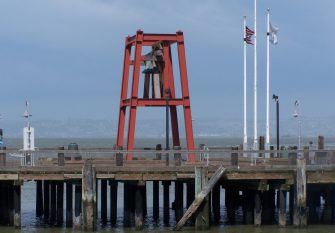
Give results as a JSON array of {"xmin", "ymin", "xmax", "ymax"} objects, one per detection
[
  {"xmin": 293, "ymin": 100, "xmax": 302, "ymax": 157},
  {"xmin": 272, "ymin": 95, "xmax": 279, "ymax": 155}
]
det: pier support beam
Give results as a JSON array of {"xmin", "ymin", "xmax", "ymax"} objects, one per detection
[
  {"xmin": 278, "ymin": 190, "xmax": 287, "ymax": 227},
  {"xmin": 66, "ymin": 183, "xmax": 73, "ymax": 227},
  {"xmin": 293, "ymin": 157, "xmax": 307, "ymax": 227},
  {"xmin": 163, "ymin": 181, "xmax": 171, "ymax": 225},
  {"xmin": 153, "ymin": 181, "xmax": 159, "ymax": 221},
  {"xmin": 195, "ymin": 167, "xmax": 210, "ymax": 230},
  {"xmin": 135, "ymin": 182, "xmax": 145, "ymax": 230},
  {"xmin": 13, "ymin": 182, "xmax": 21, "ymax": 228},
  {"xmin": 56, "ymin": 181, "xmax": 64, "ymax": 226},
  {"xmin": 43, "ymin": 180, "xmax": 50, "ymax": 223},
  {"xmin": 254, "ymin": 191, "xmax": 262, "ymax": 226},
  {"xmin": 74, "ymin": 183, "xmax": 82, "ymax": 228},
  {"xmin": 36, "ymin": 180, "xmax": 43, "ymax": 217},
  {"xmin": 50, "ymin": 182, "xmax": 57, "ymax": 225},
  {"xmin": 262, "ymin": 189, "xmax": 275, "ymax": 224},
  {"xmin": 100, "ymin": 179, "xmax": 107, "ymax": 223},
  {"xmin": 212, "ymin": 183, "xmax": 221, "ymax": 224},
  {"xmin": 82, "ymin": 160, "xmax": 96, "ymax": 231},
  {"xmin": 243, "ymin": 189, "xmax": 254, "ymax": 224},
  {"xmin": 174, "ymin": 181, "xmax": 184, "ymax": 222},
  {"xmin": 109, "ymin": 180, "xmax": 118, "ymax": 225},
  {"xmin": 123, "ymin": 182, "xmax": 133, "ymax": 227}
]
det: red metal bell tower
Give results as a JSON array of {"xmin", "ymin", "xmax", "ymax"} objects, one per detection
[{"xmin": 116, "ymin": 30, "xmax": 195, "ymax": 162}]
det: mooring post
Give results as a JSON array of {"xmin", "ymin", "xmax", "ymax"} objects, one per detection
[
  {"xmin": 100, "ymin": 179, "xmax": 107, "ymax": 223},
  {"xmin": 66, "ymin": 183, "xmax": 73, "ymax": 227},
  {"xmin": 56, "ymin": 181, "xmax": 64, "ymax": 226},
  {"xmin": 254, "ymin": 191, "xmax": 262, "ymax": 226},
  {"xmin": 293, "ymin": 157, "xmax": 307, "ymax": 227},
  {"xmin": 278, "ymin": 189, "xmax": 287, "ymax": 227},
  {"xmin": 36, "ymin": 180, "xmax": 43, "ymax": 217},
  {"xmin": 82, "ymin": 160, "xmax": 96, "ymax": 231},
  {"xmin": 13, "ymin": 181, "xmax": 21, "ymax": 228},
  {"xmin": 212, "ymin": 183, "xmax": 221, "ymax": 224},
  {"xmin": 153, "ymin": 181, "xmax": 159, "ymax": 221},
  {"xmin": 74, "ymin": 183, "xmax": 82, "ymax": 229},
  {"xmin": 135, "ymin": 181, "xmax": 145, "ymax": 230},
  {"xmin": 109, "ymin": 180, "xmax": 118, "ymax": 225},
  {"xmin": 50, "ymin": 181, "xmax": 57, "ymax": 225},
  {"xmin": 195, "ymin": 166, "xmax": 210, "ymax": 230},
  {"xmin": 44, "ymin": 180, "xmax": 50, "ymax": 223},
  {"xmin": 163, "ymin": 181, "xmax": 171, "ymax": 225}
]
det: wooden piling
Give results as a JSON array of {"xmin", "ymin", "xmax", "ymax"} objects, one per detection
[
  {"xmin": 66, "ymin": 183, "xmax": 73, "ymax": 227},
  {"xmin": 0, "ymin": 146, "xmax": 6, "ymax": 166},
  {"xmin": 123, "ymin": 183, "xmax": 132, "ymax": 227},
  {"xmin": 36, "ymin": 180, "xmax": 44, "ymax": 217},
  {"xmin": 262, "ymin": 189, "xmax": 275, "ymax": 224},
  {"xmin": 195, "ymin": 167, "xmax": 210, "ymax": 230},
  {"xmin": 135, "ymin": 182, "xmax": 145, "ymax": 230},
  {"xmin": 243, "ymin": 189, "xmax": 254, "ymax": 224},
  {"xmin": 82, "ymin": 160, "xmax": 96, "ymax": 231},
  {"xmin": 174, "ymin": 181, "xmax": 184, "ymax": 222},
  {"xmin": 8, "ymin": 182, "xmax": 14, "ymax": 226},
  {"xmin": 109, "ymin": 180, "xmax": 118, "ymax": 225},
  {"xmin": 278, "ymin": 190, "xmax": 287, "ymax": 227},
  {"xmin": 322, "ymin": 187, "xmax": 333, "ymax": 224},
  {"xmin": 307, "ymin": 186, "xmax": 320, "ymax": 224},
  {"xmin": 153, "ymin": 181, "xmax": 159, "ymax": 221},
  {"xmin": 74, "ymin": 183, "xmax": 82, "ymax": 228},
  {"xmin": 225, "ymin": 186, "xmax": 236, "ymax": 224},
  {"xmin": 101, "ymin": 179, "xmax": 107, "ymax": 223},
  {"xmin": 13, "ymin": 182, "xmax": 21, "ymax": 228},
  {"xmin": 254, "ymin": 191, "xmax": 262, "ymax": 226},
  {"xmin": 163, "ymin": 181, "xmax": 170, "ymax": 225},
  {"xmin": 293, "ymin": 157, "xmax": 307, "ymax": 227},
  {"xmin": 44, "ymin": 180, "xmax": 50, "ymax": 222},
  {"xmin": 56, "ymin": 181, "xmax": 64, "ymax": 226},
  {"xmin": 50, "ymin": 181, "xmax": 57, "ymax": 225},
  {"xmin": 212, "ymin": 183, "xmax": 221, "ymax": 224}
]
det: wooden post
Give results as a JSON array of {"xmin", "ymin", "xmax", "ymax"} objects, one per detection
[
  {"xmin": 66, "ymin": 183, "xmax": 73, "ymax": 227},
  {"xmin": 153, "ymin": 181, "xmax": 159, "ymax": 221},
  {"xmin": 293, "ymin": 157, "xmax": 307, "ymax": 227},
  {"xmin": 44, "ymin": 180, "xmax": 50, "ymax": 223},
  {"xmin": 135, "ymin": 182, "xmax": 145, "ymax": 230},
  {"xmin": 195, "ymin": 167, "xmax": 210, "ymax": 230},
  {"xmin": 13, "ymin": 182, "xmax": 21, "ymax": 228},
  {"xmin": 231, "ymin": 146, "xmax": 238, "ymax": 166},
  {"xmin": 8, "ymin": 182, "xmax": 14, "ymax": 226},
  {"xmin": 82, "ymin": 160, "xmax": 96, "ymax": 231},
  {"xmin": 155, "ymin": 144, "xmax": 162, "ymax": 160},
  {"xmin": 56, "ymin": 181, "xmax": 64, "ymax": 226},
  {"xmin": 36, "ymin": 180, "xmax": 43, "ymax": 217},
  {"xmin": 174, "ymin": 181, "xmax": 184, "ymax": 222},
  {"xmin": 186, "ymin": 182, "xmax": 195, "ymax": 208},
  {"xmin": 174, "ymin": 146, "xmax": 182, "ymax": 166},
  {"xmin": 163, "ymin": 181, "xmax": 170, "ymax": 225},
  {"xmin": 100, "ymin": 179, "xmax": 107, "ymax": 223},
  {"xmin": 278, "ymin": 190, "xmax": 287, "ymax": 227},
  {"xmin": 142, "ymin": 184, "xmax": 147, "ymax": 217},
  {"xmin": 50, "ymin": 182, "xmax": 57, "ymax": 225},
  {"xmin": 289, "ymin": 185, "xmax": 294, "ymax": 224},
  {"xmin": 254, "ymin": 191, "xmax": 262, "ymax": 226},
  {"xmin": 262, "ymin": 189, "xmax": 275, "ymax": 224},
  {"xmin": 0, "ymin": 146, "xmax": 6, "ymax": 166},
  {"xmin": 74, "ymin": 183, "xmax": 82, "ymax": 228},
  {"xmin": 225, "ymin": 186, "xmax": 236, "ymax": 224},
  {"xmin": 307, "ymin": 186, "xmax": 320, "ymax": 224},
  {"xmin": 212, "ymin": 183, "xmax": 221, "ymax": 224},
  {"xmin": 259, "ymin": 136, "xmax": 265, "ymax": 157},
  {"xmin": 109, "ymin": 180, "xmax": 118, "ymax": 225},
  {"xmin": 315, "ymin": 136, "xmax": 327, "ymax": 164}
]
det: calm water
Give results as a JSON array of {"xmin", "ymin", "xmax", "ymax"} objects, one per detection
[{"xmin": 1, "ymin": 137, "xmax": 334, "ymax": 232}]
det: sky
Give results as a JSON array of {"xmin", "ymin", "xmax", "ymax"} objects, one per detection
[{"xmin": 0, "ymin": 0, "xmax": 334, "ymax": 129}]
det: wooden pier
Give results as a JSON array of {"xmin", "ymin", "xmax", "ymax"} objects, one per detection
[{"xmin": 0, "ymin": 145, "xmax": 335, "ymax": 230}]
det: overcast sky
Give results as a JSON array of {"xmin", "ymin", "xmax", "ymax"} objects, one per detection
[{"xmin": 0, "ymin": 0, "xmax": 334, "ymax": 129}]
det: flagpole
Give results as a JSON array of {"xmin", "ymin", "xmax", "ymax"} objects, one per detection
[
  {"xmin": 266, "ymin": 8, "xmax": 270, "ymax": 154},
  {"xmin": 253, "ymin": 0, "xmax": 258, "ymax": 150},
  {"xmin": 243, "ymin": 16, "xmax": 248, "ymax": 151}
]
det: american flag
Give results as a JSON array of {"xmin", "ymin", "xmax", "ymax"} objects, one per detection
[{"xmin": 245, "ymin": 26, "xmax": 255, "ymax": 45}]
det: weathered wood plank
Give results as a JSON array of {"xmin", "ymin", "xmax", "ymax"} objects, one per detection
[{"xmin": 0, "ymin": 174, "xmax": 18, "ymax": 180}]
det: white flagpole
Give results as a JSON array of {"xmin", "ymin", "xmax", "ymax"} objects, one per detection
[
  {"xmin": 253, "ymin": 0, "xmax": 258, "ymax": 150},
  {"xmin": 265, "ymin": 8, "xmax": 270, "ymax": 153},
  {"xmin": 243, "ymin": 16, "xmax": 248, "ymax": 151}
]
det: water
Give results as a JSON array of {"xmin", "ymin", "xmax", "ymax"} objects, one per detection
[{"xmin": 1, "ymin": 137, "xmax": 334, "ymax": 232}]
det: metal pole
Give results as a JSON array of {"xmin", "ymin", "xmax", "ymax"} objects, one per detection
[
  {"xmin": 165, "ymin": 89, "xmax": 170, "ymax": 151},
  {"xmin": 243, "ymin": 16, "xmax": 248, "ymax": 151},
  {"xmin": 276, "ymin": 100, "xmax": 279, "ymax": 151},
  {"xmin": 253, "ymin": 0, "xmax": 258, "ymax": 150},
  {"xmin": 265, "ymin": 8, "xmax": 270, "ymax": 151}
]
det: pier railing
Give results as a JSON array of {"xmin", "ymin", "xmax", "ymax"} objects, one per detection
[{"xmin": 1, "ymin": 147, "xmax": 335, "ymax": 169}]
